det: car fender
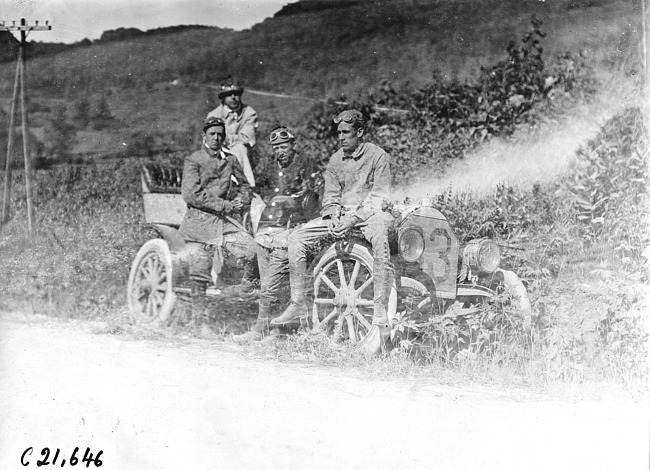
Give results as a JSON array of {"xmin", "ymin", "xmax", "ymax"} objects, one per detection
[{"xmin": 456, "ymin": 283, "xmax": 495, "ymax": 299}]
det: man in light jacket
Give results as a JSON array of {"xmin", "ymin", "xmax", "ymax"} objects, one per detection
[
  {"xmin": 207, "ymin": 76, "xmax": 258, "ymax": 187},
  {"xmin": 269, "ymin": 110, "xmax": 395, "ymax": 354}
]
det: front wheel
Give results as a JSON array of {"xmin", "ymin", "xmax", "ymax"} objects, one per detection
[
  {"xmin": 127, "ymin": 238, "xmax": 177, "ymax": 326},
  {"xmin": 311, "ymin": 244, "xmax": 397, "ymax": 343}
]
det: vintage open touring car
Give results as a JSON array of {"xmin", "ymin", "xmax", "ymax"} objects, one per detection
[{"xmin": 127, "ymin": 163, "xmax": 531, "ymax": 342}]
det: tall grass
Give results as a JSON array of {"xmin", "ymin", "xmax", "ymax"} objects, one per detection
[{"xmin": 0, "ymin": 161, "xmax": 146, "ymax": 316}]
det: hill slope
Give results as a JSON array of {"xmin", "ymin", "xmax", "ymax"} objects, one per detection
[{"xmin": 0, "ymin": 0, "xmax": 641, "ymax": 98}]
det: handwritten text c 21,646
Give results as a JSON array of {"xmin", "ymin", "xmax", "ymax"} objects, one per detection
[{"xmin": 21, "ymin": 447, "xmax": 103, "ymax": 467}]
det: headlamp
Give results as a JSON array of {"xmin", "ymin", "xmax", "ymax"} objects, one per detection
[
  {"xmin": 399, "ymin": 227, "xmax": 425, "ymax": 262},
  {"xmin": 463, "ymin": 239, "xmax": 500, "ymax": 274}
]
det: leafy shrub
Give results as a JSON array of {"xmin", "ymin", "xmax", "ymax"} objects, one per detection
[
  {"xmin": 73, "ymin": 97, "xmax": 91, "ymax": 129},
  {"xmin": 562, "ymin": 107, "xmax": 648, "ymax": 248},
  {"xmin": 91, "ymin": 94, "xmax": 115, "ymax": 130},
  {"xmin": 122, "ymin": 127, "xmax": 197, "ymax": 159},
  {"xmin": 42, "ymin": 104, "xmax": 77, "ymax": 160},
  {"xmin": 400, "ymin": 105, "xmax": 648, "ymax": 388},
  {"xmin": 302, "ymin": 19, "xmax": 598, "ymax": 187},
  {"xmin": 28, "ymin": 101, "xmax": 52, "ymax": 113}
]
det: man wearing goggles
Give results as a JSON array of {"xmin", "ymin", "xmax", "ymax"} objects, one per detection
[
  {"xmin": 207, "ymin": 76, "xmax": 258, "ymax": 188},
  {"xmin": 234, "ymin": 126, "xmax": 320, "ymax": 343},
  {"xmin": 270, "ymin": 109, "xmax": 395, "ymax": 354},
  {"xmin": 178, "ymin": 116, "xmax": 258, "ymax": 339}
]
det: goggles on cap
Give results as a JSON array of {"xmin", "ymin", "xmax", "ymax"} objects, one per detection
[
  {"xmin": 203, "ymin": 117, "xmax": 225, "ymax": 133},
  {"xmin": 333, "ymin": 110, "xmax": 364, "ymax": 125},
  {"xmin": 269, "ymin": 127, "xmax": 295, "ymax": 144}
]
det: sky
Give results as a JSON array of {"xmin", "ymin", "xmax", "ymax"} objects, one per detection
[{"xmin": 0, "ymin": 0, "xmax": 290, "ymax": 43}]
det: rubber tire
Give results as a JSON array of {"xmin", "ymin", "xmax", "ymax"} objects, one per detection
[
  {"xmin": 312, "ymin": 244, "xmax": 397, "ymax": 342},
  {"xmin": 127, "ymin": 238, "xmax": 177, "ymax": 326}
]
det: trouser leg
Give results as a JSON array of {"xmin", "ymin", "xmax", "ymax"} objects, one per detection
[
  {"xmin": 286, "ymin": 218, "xmax": 331, "ymax": 304},
  {"xmin": 186, "ymin": 242, "xmax": 218, "ymax": 338},
  {"xmin": 190, "ymin": 280, "xmax": 209, "ymax": 327},
  {"xmin": 359, "ymin": 213, "xmax": 395, "ymax": 354},
  {"xmin": 361, "ymin": 212, "xmax": 395, "ymax": 324},
  {"xmin": 223, "ymin": 225, "xmax": 259, "ymax": 286},
  {"xmin": 187, "ymin": 241, "xmax": 214, "ymax": 285},
  {"xmin": 270, "ymin": 218, "xmax": 330, "ymax": 325},
  {"xmin": 260, "ymin": 247, "xmax": 289, "ymax": 309},
  {"xmin": 229, "ymin": 143, "xmax": 256, "ymax": 187},
  {"xmin": 372, "ymin": 258, "xmax": 395, "ymax": 325},
  {"xmin": 233, "ymin": 246, "xmax": 283, "ymax": 343}
]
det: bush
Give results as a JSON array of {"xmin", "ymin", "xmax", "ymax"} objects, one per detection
[
  {"xmin": 91, "ymin": 94, "xmax": 115, "ymax": 130},
  {"xmin": 73, "ymin": 97, "xmax": 91, "ymax": 129},
  {"xmin": 562, "ymin": 107, "xmax": 648, "ymax": 249},
  {"xmin": 42, "ymin": 104, "xmax": 76, "ymax": 159},
  {"xmin": 302, "ymin": 19, "xmax": 598, "ymax": 187}
]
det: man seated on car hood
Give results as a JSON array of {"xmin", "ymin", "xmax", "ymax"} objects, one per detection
[{"xmin": 269, "ymin": 110, "xmax": 396, "ymax": 355}]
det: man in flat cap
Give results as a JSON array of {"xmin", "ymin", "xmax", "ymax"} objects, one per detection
[
  {"xmin": 178, "ymin": 116, "xmax": 258, "ymax": 339},
  {"xmin": 269, "ymin": 109, "xmax": 395, "ymax": 354},
  {"xmin": 233, "ymin": 126, "xmax": 320, "ymax": 343},
  {"xmin": 207, "ymin": 76, "xmax": 258, "ymax": 188}
]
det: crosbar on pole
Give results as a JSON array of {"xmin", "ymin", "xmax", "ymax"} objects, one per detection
[{"xmin": 0, "ymin": 19, "xmax": 51, "ymax": 234}]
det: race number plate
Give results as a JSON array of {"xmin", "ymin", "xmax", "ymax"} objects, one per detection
[{"xmin": 399, "ymin": 207, "xmax": 459, "ymax": 299}]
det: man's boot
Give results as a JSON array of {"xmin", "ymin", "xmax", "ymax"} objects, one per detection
[
  {"xmin": 359, "ymin": 321, "xmax": 391, "ymax": 355},
  {"xmin": 270, "ymin": 302, "xmax": 309, "ymax": 326},
  {"xmin": 233, "ymin": 302, "xmax": 271, "ymax": 344},
  {"xmin": 237, "ymin": 259, "xmax": 261, "ymax": 298},
  {"xmin": 191, "ymin": 280, "xmax": 218, "ymax": 340},
  {"xmin": 270, "ymin": 262, "xmax": 309, "ymax": 326},
  {"xmin": 359, "ymin": 259, "xmax": 394, "ymax": 355}
]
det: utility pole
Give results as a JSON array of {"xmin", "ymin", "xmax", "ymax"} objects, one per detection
[
  {"xmin": 0, "ymin": 18, "xmax": 51, "ymax": 234},
  {"xmin": 643, "ymin": 0, "xmax": 649, "ymax": 102}
]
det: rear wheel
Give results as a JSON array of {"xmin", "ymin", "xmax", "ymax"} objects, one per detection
[
  {"xmin": 127, "ymin": 239, "xmax": 177, "ymax": 326},
  {"xmin": 311, "ymin": 245, "xmax": 396, "ymax": 343}
]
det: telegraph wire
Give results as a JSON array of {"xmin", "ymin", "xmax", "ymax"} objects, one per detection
[{"xmin": 208, "ymin": 85, "xmax": 409, "ymax": 114}]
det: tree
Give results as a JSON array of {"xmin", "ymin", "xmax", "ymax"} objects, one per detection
[
  {"xmin": 73, "ymin": 97, "xmax": 91, "ymax": 129},
  {"xmin": 91, "ymin": 94, "xmax": 114, "ymax": 130},
  {"xmin": 43, "ymin": 105, "xmax": 76, "ymax": 160}
]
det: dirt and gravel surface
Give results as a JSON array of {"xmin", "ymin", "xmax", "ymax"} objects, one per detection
[{"xmin": 1, "ymin": 311, "xmax": 647, "ymax": 470}]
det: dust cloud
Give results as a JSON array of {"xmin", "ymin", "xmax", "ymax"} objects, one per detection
[{"xmin": 396, "ymin": 77, "xmax": 638, "ymax": 202}]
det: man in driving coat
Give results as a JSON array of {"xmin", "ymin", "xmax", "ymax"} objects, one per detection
[
  {"xmin": 233, "ymin": 126, "xmax": 320, "ymax": 343},
  {"xmin": 178, "ymin": 116, "xmax": 258, "ymax": 339}
]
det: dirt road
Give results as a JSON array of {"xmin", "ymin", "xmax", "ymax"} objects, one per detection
[{"xmin": 1, "ymin": 313, "xmax": 647, "ymax": 470}]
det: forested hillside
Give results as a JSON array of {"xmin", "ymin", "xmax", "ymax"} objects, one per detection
[{"xmin": 0, "ymin": 0, "xmax": 641, "ymax": 97}]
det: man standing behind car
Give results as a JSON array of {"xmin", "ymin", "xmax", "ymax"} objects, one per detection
[
  {"xmin": 178, "ymin": 116, "xmax": 258, "ymax": 340},
  {"xmin": 233, "ymin": 126, "xmax": 320, "ymax": 343},
  {"xmin": 269, "ymin": 109, "xmax": 395, "ymax": 354},
  {"xmin": 207, "ymin": 76, "xmax": 258, "ymax": 187}
]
